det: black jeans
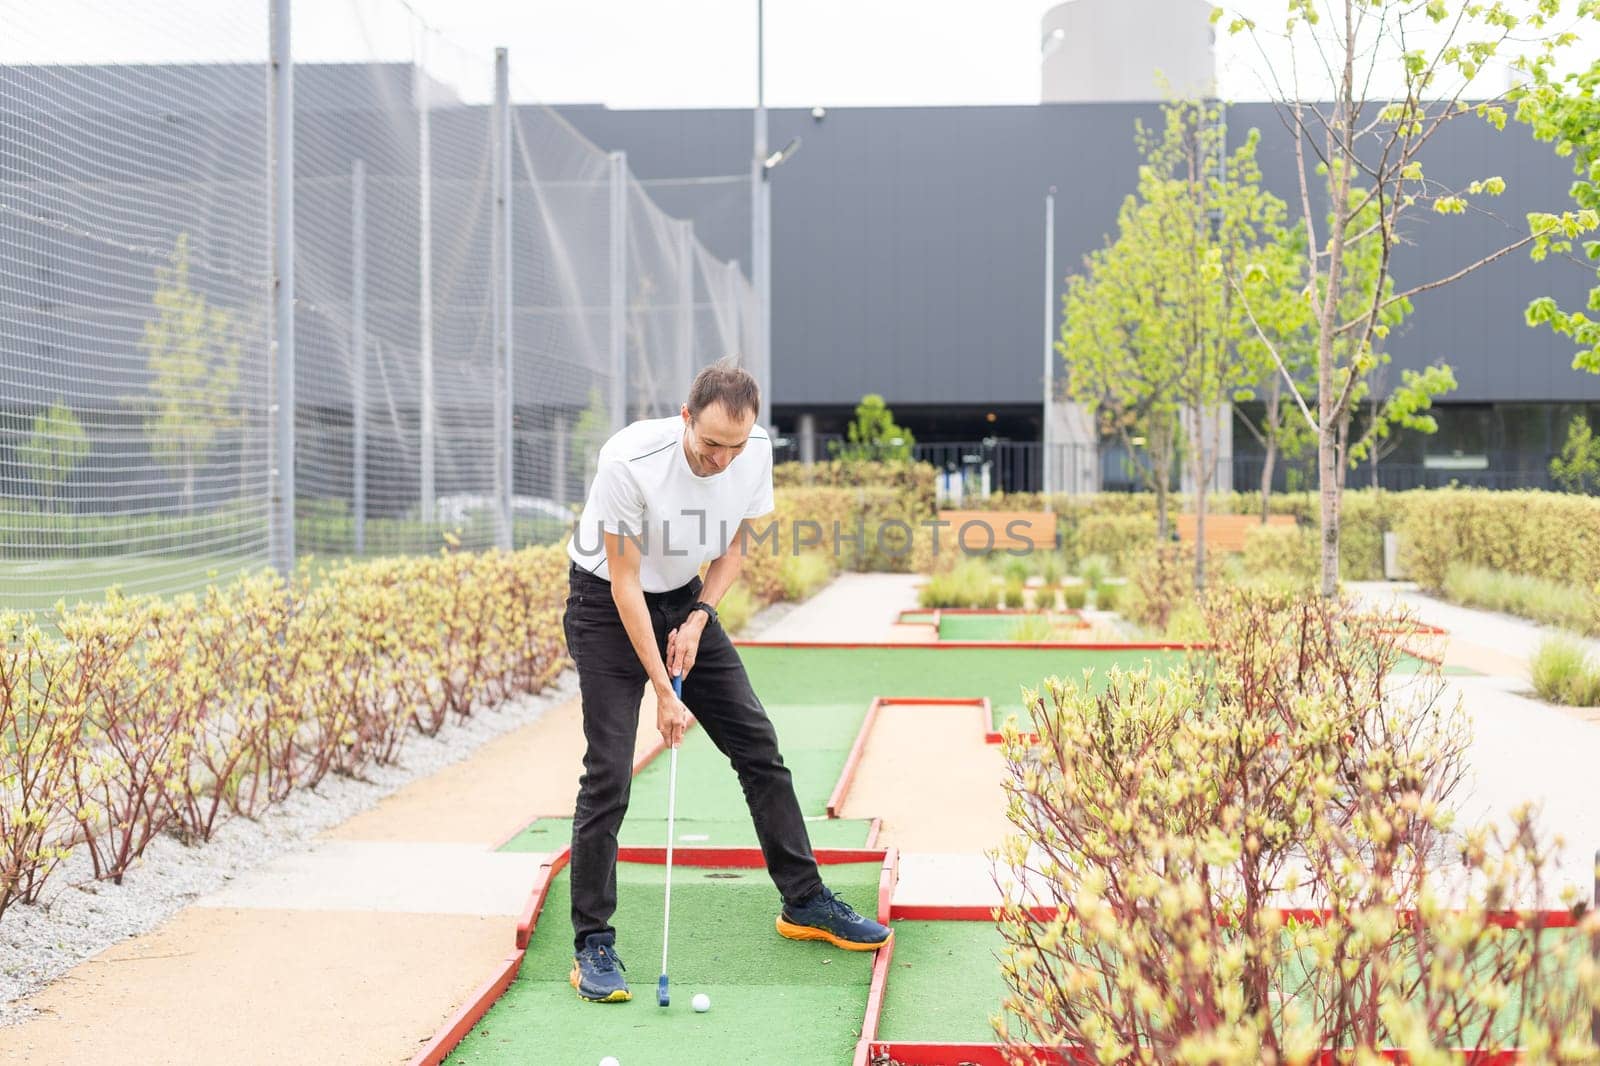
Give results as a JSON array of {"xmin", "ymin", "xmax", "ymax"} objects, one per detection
[{"xmin": 563, "ymin": 563, "xmax": 823, "ymax": 951}]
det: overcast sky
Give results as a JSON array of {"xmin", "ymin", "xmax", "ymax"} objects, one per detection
[{"xmin": 7, "ymin": 0, "xmax": 1599, "ymax": 108}]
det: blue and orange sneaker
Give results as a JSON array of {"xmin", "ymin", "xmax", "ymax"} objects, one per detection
[
  {"xmin": 570, "ymin": 932, "xmax": 631, "ymax": 1002},
  {"xmin": 776, "ymin": 887, "xmax": 892, "ymax": 951}
]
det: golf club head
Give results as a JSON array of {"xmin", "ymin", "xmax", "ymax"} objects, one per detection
[{"xmin": 657, "ymin": 974, "xmax": 670, "ymax": 1007}]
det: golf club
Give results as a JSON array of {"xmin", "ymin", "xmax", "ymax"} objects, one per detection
[{"xmin": 658, "ymin": 672, "xmax": 683, "ymax": 1008}]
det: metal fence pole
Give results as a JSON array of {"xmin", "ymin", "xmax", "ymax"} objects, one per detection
[
  {"xmin": 608, "ymin": 150, "xmax": 628, "ymax": 433},
  {"xmin": 351, "ymin": 160, "xmax": 367, "ymax": 555},
  {"xmin": 269, "ymin": 0, "xmax": 295, "ymax": 574},
  {"xmin": 492, "ymin": 48, "xmax": 513, "ymax": 550},
  {"xmin": 417, "ymin": 40, "xmax": 436, "ymax": 523},
  {"xmin": 676, "ymin": 218, "xmax": 694, "ymax": 393},
  {"xmin": 1042, "ymin": 188, "xmax": 1056, "ymax": 497},
  {"xmin": 752, "ymin": 0, "xmax": 772, "ymax": 429}
]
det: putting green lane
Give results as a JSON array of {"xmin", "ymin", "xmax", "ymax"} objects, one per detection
[
  {"xmin": 501, "ymin": 816, "xmax": 876, "ymax": 852},
  {"xmin": 444, "ymin": 861, "xmax": 885, "ymax": 1066},
  {"xmin": 934, "ymin": 612, "xmax": 1078, "ymax": 642},
  {"xmin": 739, "ymin": 643, "xmax": 1192, "ymax": 734},
  {"xmin": 877, "ymin": 920, "xmax": 1014, "ymax": 1043}
]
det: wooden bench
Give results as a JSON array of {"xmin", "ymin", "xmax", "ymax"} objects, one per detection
[
  {"xmin": 936, "ymin": 510, "xmax": 1057, "ymax": 552},
  {"xmin": 1175, "ymin": 513, "xmax": 1297, "ymax": 554}
]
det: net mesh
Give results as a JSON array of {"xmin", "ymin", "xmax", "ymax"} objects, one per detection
[{"xmin": 0, "ymin": 0, "xmax": 757, "ymax": 609}]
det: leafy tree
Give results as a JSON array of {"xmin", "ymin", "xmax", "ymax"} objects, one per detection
[
  {"xmin": 18, "ymin": 399, "xmax": 89, "ymax": 512},
  {"xmin": 569, "ymin": 387, "xmax": 611, "ymax": 494},
  {"xmin": 1550, "ymin": 414, "xmax": 1600, "ymax": 493},
  {"xmin": 139, "ymin": 233, "xmax": 242, "ymax": 514},
  {"xmin": 1520, "ymin": 55, "xmax": 1600, "ymax": 370},
  {"xmin": 1219, "ymin": 0, "xmax": 1597, "ymax": 598},
  {"xmin": 1062, "ymin": 101, "xmax": 1290, "ymax": 587},
  {"xmin": 1233, "ymin": 221, "xmax": 1317, "ymax": 523},
  {"xmin": 830, "ymin": 394, "xmax": 915, "ymax": 461},
  {"xmin": 1061, "ymin": 235, "xmax": 1184, "ymax": 540},
  {"xmin": 1350, "ymin": 365, "xmax": 1459, "ymax": 487}
]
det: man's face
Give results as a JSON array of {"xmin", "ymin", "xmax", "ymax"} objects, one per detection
[{"xmin": 681, "ymin": 401, "xmax": 755, "ymax": 476}]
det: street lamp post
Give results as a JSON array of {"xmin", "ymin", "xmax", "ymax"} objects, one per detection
[{"xmin": 752, "ymin": 0, "xmax": 771, "ymax": 430}]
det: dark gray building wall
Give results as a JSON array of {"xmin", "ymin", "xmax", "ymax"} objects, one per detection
[{"xmin": 558, "ymin": 101, "xmax": 1600, "ymax": 409}]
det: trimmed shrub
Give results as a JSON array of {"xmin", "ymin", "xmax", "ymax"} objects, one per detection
[
  {"xmin": 1092, "ymin": 579, "xmax": 1120, "ymax": 612},
  {"xmin": 1003, "ymin": 578, "xmax": 1027, "ymax": 608},
  {"xmin": 1078, "ymin": 514, "xmax": 1158, "ymax": 573},
  {"xmin": 1061, "ymin": 582, "xmax": 1087, "ymax": 610},
  {"xmin": 1240, "ymin": 522, "xmax": 1319, "ymax": 583},
  {"xmin": 1399, "ymin": 488, "xmax": 1600, "ymax": 591}
]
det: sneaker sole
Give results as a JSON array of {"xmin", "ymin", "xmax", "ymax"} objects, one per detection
[
  {"xmin": 775, "ymin": 915, "xmax": 892, "ymax": 951},
  {"xmin": 570, "ymin": 963, "xmax": 632, "ymax": 1003}
]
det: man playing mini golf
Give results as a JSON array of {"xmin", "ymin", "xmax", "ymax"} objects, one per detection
[{"xmin": 563, "ymin": 359, "xmax": 892, "ymax": 1003}]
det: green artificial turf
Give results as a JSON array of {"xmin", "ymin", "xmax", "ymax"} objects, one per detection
[
  {"xmin": 500, "ymin": 815, "xmax": 876, "ymax": 853},
  {"xmin": 631, "ymin": 697, "xmax": 868, "ymax": 817},
  {"xmin": 738, "ymin": 644, "xmax": 1192, "ymax": 733},
  {"xmin": 444, "ymin": 860, "xmax": 885, "ymax": 1066},
  {"xmin": 935, "ymin": 612, "xmax": 1081, "ymax": 642},
  {"xmin": 897, "ymin": 610, "xmax": 937, "ymax": 626},
  {"xmin": 876, "ymin": 920, "xmax": 1015, "ymax": 1042}
]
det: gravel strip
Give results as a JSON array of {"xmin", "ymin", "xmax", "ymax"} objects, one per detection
[{"xmin": 0, "ymin": 592, "xmax": 801, "ymax": 1026}]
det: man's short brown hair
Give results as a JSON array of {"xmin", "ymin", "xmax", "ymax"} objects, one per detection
[{"xmin": 687, "ymin": 358, "xmax": 761, "ymax": 421}]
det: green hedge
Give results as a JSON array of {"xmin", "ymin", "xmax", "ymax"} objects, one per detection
[
  {"xmin": 1399, "ymin": 489, "xmax": 1600, "ymax": 591},
  {"xmin": 945, "ymin": 490, "xmax": 1396, "ymax": 580}
]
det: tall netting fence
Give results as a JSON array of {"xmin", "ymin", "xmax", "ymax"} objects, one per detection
[
  {"xmin": 0, "ymin": 2, "xmax": 274, "ymax": 612},
  {"xmin": 0, "ymin": 0, "xmax": 758, "ymax": 609}
]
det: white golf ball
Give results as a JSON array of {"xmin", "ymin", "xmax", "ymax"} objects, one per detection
[
  {"xmin": 599, "ymin": 1058, "xmax": 621, "ymax": 1066},
  {"xmin": 692, "ymin": 992, "xmax": 711, "ymax": 1013}
]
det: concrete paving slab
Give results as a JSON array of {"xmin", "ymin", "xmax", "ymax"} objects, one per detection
[
  {"xmin": 893, "ymin": 853, "xmax": 1007, "ymax": 907},
  {"xmin": 754, "ymin": 573, "xmax": 924, "ymax": 642},
  {"xmin": 1452, "ymin": 675, "xmax": 1600, "ymax": 895},
  {"xmin": 197, "ymin": 840, "xmax": 545, "ymax": 916}
]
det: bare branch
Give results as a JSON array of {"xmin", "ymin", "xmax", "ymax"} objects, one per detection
[
  {"xmin": 1383, "ymin": 231, "xmax": 1541, "ymax": 307},
  {"xmin": 1228, "ymin": 271, "xmax": 1321, "ymax": 437}
]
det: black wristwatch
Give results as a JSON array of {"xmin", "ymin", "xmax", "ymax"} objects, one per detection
[{"xmin": 687, "ymin": 601, "xmax": 718, "ymax": 626}]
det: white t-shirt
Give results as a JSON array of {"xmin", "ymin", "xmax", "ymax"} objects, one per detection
[{"xmin": 567, "ymin": 416, "xmax": 775, "ymax": 592}]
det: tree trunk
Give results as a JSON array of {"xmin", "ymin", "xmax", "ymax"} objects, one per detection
[
  {"xmin": 1260, "ymin": 377, "xmax": 1282, "ymax": 523},
  {"xmin": 1155, "ymin": 472, "xmax": 1170, "ymax": 543},
  {"xmin": 1194, "ymin": 451, "xmax": 1208, "ymax": 591},
  {"xmin": 1155, "ymin": 419, "xmax": 1175, "ymax": 543},
  {"xmin": 1260, "ymin": 441, "xmax": 1277, "ymax": 525}
]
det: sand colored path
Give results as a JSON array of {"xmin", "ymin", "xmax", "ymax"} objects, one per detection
[
  {"xmin": 2, "ymin": 909, "xmax": 507, "ymax": 1066},
  {"xmin": 837, "ymin": 702, "xmax": 1011, "ymax": 853},
  {"xmin": 0, "ymin": 689, "xmax": 664, "ymax": 1066}
]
